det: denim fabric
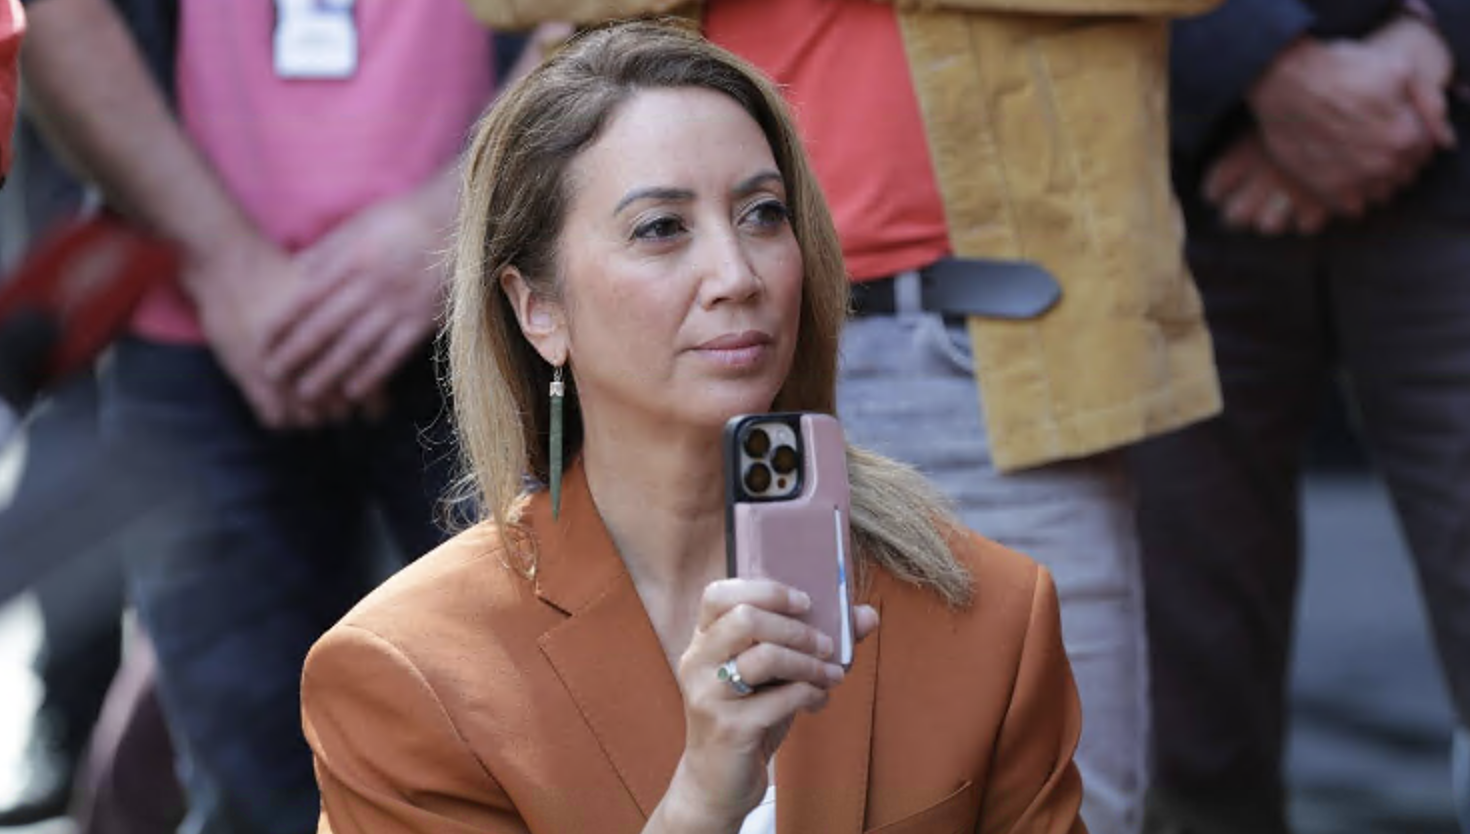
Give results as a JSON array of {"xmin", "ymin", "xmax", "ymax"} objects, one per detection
[
  {"xmin": 838, "ymin": 309, "xmax": 1150, "ymax": 834},
  {"xmin": 1455, "ymin": 729, "xmax": 1470, "ymax": 832},
  {"xmin": 100, "ymin": 338, "xmax": 457, "ymax": 834}
]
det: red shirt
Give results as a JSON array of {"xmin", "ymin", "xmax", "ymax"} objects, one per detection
[
  {"xmin": 0, "ymin": 0, "xmax": 23, "ymax": 182},
  {"xmin": 705, "ymin": 0, "xmax": 950, "ymax": 281}
]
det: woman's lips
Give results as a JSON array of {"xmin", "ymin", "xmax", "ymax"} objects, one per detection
[{"xmin": 694, "ymin": 331, "xmax": 773, "ymax": 368}]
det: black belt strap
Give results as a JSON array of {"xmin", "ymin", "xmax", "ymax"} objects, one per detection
[{"xmin": 849, "ymin": 257, "xmax": 1061, "ymax": 321}]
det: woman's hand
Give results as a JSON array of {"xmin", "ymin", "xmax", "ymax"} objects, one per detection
[{"xmin": 652, "ymin": 579, "xmax": 879, "ymax": 833}]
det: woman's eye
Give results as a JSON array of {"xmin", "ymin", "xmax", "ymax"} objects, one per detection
[
  {"xmin": 633, "ymin": 216, "xmax": 686, "ymax": 241},
  {"xmin": 744, "ymin": 199, "xmax": 791, "ymax": 230}
]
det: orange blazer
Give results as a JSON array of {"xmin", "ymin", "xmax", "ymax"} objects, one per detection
[{"xmin": 302, "ymin": 462, "xmax": 1087, "ymax": 833}]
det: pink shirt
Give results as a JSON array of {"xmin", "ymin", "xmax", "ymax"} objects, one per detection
[
  {"xmin": 134, "ymin": 0, "xmax": 492, "ymax": 343},
  {"xmin": 704, "ymin": 0, "xmax": 950, "ymax": 282}
]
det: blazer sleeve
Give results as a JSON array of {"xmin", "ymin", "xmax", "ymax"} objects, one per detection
[
  {"xmin": 301, "ymin": 624, "xmax": 530, "ymax": 834},
  {"xmin": 975, "ymin": 567, "xmax": 1087, "ymax": 834},
  {"xmin": 1170, "ymin": 0, "xmax": 1317, "ymax": 159}
]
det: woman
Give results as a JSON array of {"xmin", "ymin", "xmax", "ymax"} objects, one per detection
[{"xmin": 301, "ymin": 20, "xmax": 1085, "ymax": 834}]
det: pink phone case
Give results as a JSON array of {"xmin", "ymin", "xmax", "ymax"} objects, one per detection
[{"xmin": 726, "ymin": 413, "xmax": 856, "ymax": 668}]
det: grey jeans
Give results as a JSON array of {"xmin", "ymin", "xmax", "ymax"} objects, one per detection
[{"xmin": 838, "ymin": 300, "xmax": 1149, "ymax": 834}]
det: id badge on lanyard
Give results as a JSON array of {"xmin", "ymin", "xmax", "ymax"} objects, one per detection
[{"xmin": 273, "ymin": 0, "xmax": 358, "ymax": 80}]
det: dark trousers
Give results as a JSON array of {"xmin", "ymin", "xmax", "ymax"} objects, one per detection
[
  {"xmin": 29, "ymin": 376, "xmax": 125, "ymax": 767},
  {"xmin": 1131, "ymin": 210, "xmax": 1470, "ymax": 832},
  {"xmin": 100, "ymin": 338, "xmax": 458, "ymax": 834}
]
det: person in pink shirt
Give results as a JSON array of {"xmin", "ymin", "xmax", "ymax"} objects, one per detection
[{"xmin": 21, "ymin": 0, "xmax": 498, "ymax": 830}]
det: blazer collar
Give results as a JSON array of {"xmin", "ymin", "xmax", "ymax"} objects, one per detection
[
  {"xmin": 530, "ymin": 460, "xmax": 687, "ymax": 818},
  {"xmin": 528, "ymin": 459, "xmax": 879, "ymax": 832}
]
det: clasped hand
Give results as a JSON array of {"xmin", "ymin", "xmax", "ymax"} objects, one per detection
[
  {"xmin": 1209, "ymin": 15, "xmax": 1456, "ymax": 236},
  {"xmin": 191, "ymin": 188, "xmax": 448, "ymax": 429}
]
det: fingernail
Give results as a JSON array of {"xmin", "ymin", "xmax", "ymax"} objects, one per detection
[
  {"xmin": 816, "ymin": 633, "xmax": 834, "ymax": 658},
  {"xmin": 790, "ymin": 590, "xmax": 811, "ymax": 612},
  {"xmin": 825, "ymin": 664, "xmax": 845, "ymax": 684}
]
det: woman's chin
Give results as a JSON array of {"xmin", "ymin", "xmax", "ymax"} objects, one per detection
[{"xmin": 685, "ymin": 380, "xmax": 783, "ymax": 428}]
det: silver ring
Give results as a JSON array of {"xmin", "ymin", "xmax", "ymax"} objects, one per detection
[{"xmin": 716, "ymin": 658, "xmax": 754, "ymax": 697}]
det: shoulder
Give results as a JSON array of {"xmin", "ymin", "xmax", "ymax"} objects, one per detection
[
  {"xmin": 874, "ymin": 528, "xmax": 1051, "ymax": 628},
  {"xmin": 869, "ymin": 528, "xmax": 1062, "ymax": 691},
  {"xmin": 345, "ymin": 521, "xmax": 538, "ymax": 628},
  {"xmin": 307, "ymin": 522, "xmax": 554, "ymax": 694},
  {"xmin": 302, "ymin": 524, "xmax": 532, "ymax": 828}
]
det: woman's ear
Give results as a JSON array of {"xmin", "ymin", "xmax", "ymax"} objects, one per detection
[{"xmin": 500, "ymin": 267, "xmax": 568, "ymax": 365}]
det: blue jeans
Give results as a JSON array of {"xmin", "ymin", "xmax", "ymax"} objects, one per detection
[
  {"xmin": 1455, "ymin": 729, "xmax": 1470, "ymax": 832},
  {"xmin": 100, "ymin": 338, "xmax": 457, "ymax": 834}
]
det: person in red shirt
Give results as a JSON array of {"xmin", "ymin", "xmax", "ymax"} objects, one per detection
[{"xmin": 0, "ymin": 0, "xmax": 20, "ymax": 186}]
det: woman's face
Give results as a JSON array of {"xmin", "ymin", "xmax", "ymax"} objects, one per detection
[{"xmin": 549, "ymin": 87, "xmax": 804, "ymax": 434}]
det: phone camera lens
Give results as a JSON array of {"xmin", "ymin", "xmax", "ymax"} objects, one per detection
[
  {"xmin": 744, "ymin": 463, "xmax": 772, "ymax": 494},
  {"xmin": 771, "ymin": 445, "xmax": 799, "ymax": 475},
  {"xmin": 743, "ymin": 427, "xmax": 771, "ymax": 458}
]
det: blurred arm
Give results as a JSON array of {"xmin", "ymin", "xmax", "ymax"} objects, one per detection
[
  {"xmin": 22, "ymin": 0, "xmax": 314, "ymax": 428},
  {"xmin": 21, "ymin": 0, "xmax": 265, "ymax": 283},
  {"xmin": 0, "ymin": 0, "xmax": 22, "ymax": 183}
]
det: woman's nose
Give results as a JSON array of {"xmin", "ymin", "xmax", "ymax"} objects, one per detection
[{"xmin": 699, "ymin": 230, "xmax": 762, "ymax": 307}]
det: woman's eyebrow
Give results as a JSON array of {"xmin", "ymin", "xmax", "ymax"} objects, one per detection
[
  {"xmin": 614, "ymin": 186, "xmax": 694, "ymax": 215},
  {"xmin": 731, "ymin": 170, "xmax": 783, "ymax": 198},
  {"xmin": 614, "ymin": 170, "xmax": 784, "ymax": 215}
]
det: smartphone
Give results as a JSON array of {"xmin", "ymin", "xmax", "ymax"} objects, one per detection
[{"xmin": 724, "ymin": 412, "xmax": 856, "ymax": 669}]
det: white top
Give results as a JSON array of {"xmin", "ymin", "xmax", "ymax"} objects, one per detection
[{"xmin": 738, "ymin": 786, "xmax": 777, "ymax": 834}]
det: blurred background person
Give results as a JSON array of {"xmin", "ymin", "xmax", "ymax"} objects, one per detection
[
  {"xmin": 0, "ymin": 2, "xmax": 129, "ymax": 826},
  {"xmin": 0, "ymin": 0, "xmax": 27, "ymax": 450},
  {"xmin": 1133, "ymin": 2, "xmax": 1470, "ymax": 833},
  {"xmin": 19, "ymin": 0, "xmax": 501, "ymax": 830},
  {"xmin": 461, "ymin": 1, "xmax": 1222, "ymax": 831},
  {"xmin": 0, "ymin": 0, "xmax": 18, "ymax": 193}
]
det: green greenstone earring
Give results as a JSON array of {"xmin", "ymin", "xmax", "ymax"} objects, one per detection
[{"xmin": 549, "ymin": 363, "xmax": 565, "ymax": 520}]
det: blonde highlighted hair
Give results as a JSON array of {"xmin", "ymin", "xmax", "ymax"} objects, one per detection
[{"xmin": 446, "ymin": 19, "xmax": 971, "ymax": 606}]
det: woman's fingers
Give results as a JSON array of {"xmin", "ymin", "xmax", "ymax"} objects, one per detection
[
  {"xmin": 728, "ymin": 643, "xmax": 845, "ymax": 693},
  {"xmin": 698, "ymin": 602, "xmax": 833, "ymax": 662},
  {"xmin": 696, "ymin": 578, "xmax": 810, "ymax": 630},
  {"xmin": 747, "ymin": 682, "xmax": 831, "ymax": 722}
]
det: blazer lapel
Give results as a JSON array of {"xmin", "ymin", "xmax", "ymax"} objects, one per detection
[
  {"xmin": 532, "ymin": 462, "xmax": 686, "ymax": 820},
  {"xmin": 776, "ymin": 598, "xmax": 882, "ymax": 834}
]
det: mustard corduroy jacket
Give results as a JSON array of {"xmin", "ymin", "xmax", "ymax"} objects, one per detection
[{"xmin": 464, "ymin": 0, "xmax": 1224, "ymax": 470}]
